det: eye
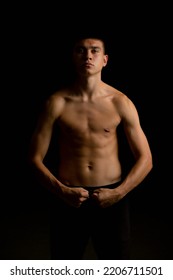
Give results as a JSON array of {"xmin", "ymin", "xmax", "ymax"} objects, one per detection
[
  {"xmin": 91, "ymin": 48, "xmax": 100, "ymax": 54},
  {"xmin": 75, "ymin": 47, "xmax": 85, "ymax": 54}
]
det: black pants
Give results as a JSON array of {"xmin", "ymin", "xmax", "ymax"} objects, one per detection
[{"xmin": 49, "ymin": 182, "xmax": 131, "ymax": 260}]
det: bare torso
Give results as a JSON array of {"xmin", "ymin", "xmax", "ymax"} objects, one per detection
[
  {"xmin": 55, "ymin": 86, "xmax": 122, "ymax": 187},
  {"xmin": 28, "ymin": 37, "xmax": 152, "ymax": 209}
]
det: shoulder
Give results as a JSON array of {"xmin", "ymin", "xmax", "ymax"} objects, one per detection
[
  {"xmin": 104, "ymin": 83, "xmax": 138, "ymax": 119},
  {"xmin": 43, "ymin": 89, "xmax": 69, "ymax": 116},
  {"xmin": 105, "ymin": 83, "xmax": 134, "ymax": 108}
]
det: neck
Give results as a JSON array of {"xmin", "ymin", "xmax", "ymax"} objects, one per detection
[{"xmin": 73, "ymin": 75, "xmax": 103, "ymax": 98}]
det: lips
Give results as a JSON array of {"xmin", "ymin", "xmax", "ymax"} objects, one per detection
[{"xmin": 83, "ymin": 63, "xmax": 94, "ymax": 67}]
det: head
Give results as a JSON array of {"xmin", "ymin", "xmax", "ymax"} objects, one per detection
[
  {"xmin": 72, "ymin": 31, "xmax": 108, "ymax": 53},
  {"xmin": 71, "ymin": 33, "xmax": 109, "ymax": 77}
]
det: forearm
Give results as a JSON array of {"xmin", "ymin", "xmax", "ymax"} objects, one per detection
[
  {"xmin": 29, "ymin": 160, "xmax": 65, "ymax": 197},
  {"xmin": 117, "ymin": 156, "xmax": 153, "ymax": 198}
]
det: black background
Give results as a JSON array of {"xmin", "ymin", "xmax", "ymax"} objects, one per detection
[{"xmin": 1, "ymin": 3, "xmax": 172, "ymax": 259}]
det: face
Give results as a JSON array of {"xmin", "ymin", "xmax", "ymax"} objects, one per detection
[{"xmin": 72, "ymin": 38, "xmax": 108, "ymax": 76}]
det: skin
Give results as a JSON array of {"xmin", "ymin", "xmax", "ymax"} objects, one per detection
[{"xmin": 28, "ymin": 38, "xmax": 153, "ymax": 209}]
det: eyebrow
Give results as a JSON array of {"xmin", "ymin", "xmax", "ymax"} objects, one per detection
[{"xmin": 75, "ymin": 46, "xmax": 101, "ymax": 51}]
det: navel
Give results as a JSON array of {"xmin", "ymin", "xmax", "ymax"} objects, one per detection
[
  {"xmin": 88, "ymin": 165, "xmax": 93, "ymax": 170},
  {"xmin": 87, "ymin": 161, "xmax": 93, "ymax": 170}
]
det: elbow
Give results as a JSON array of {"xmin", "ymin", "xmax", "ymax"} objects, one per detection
[
  {"xmin": 148, "ymin": 160, "xmax": 153, "ymax": 174},
  {"xmin": 146, "ymin": 152, "xmax": 153, "ymax": 174},
  {"xmin": 27, "ymin": 153, "xmax": 39, "ymax": 170}
]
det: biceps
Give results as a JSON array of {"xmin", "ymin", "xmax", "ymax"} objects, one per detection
[
  {"xmin": 125, "ymin": 126, "xmax": 150, "ymax": 158},
  {"xmin": 29, "ymin": 129, "xmax": 52, "ymax": 160}
]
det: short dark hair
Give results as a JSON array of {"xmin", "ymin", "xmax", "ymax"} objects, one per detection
[{"xmin": 71, "ymin": 30, "xmax": 109, "ymax": 54}]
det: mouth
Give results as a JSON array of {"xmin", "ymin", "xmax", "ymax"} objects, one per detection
[{"xmin": 83, "ymin": 63, "xmax": 94, "ymax": 68}]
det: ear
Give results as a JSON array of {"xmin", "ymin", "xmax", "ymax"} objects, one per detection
[{"xmin": 103, "ymin": 54, "xmax": 108, "ymax": 67}]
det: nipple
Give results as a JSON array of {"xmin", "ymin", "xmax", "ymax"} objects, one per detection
[{"xmin": 104, "ymin": 128, "xmax": 110, "ymax": 133}]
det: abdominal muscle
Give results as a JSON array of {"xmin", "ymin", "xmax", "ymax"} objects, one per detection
[{"xmin": 57, "ymin": 139, "xmax": 122, "ymax": 187}]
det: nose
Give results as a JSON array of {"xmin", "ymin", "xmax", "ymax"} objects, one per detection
[{"xmin": 84, "ymin": 49, "xmax": 92, "ymax": 60}]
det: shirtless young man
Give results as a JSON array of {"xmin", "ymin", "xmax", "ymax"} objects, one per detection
[{"xmin": 28, "ymin": 34, "xmax": 153, "ymax": 260}]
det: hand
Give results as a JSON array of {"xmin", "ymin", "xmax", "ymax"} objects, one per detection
[
  {"xmin": 91, "ymin": 188, "xmax": 123, "ymax": 208},
  {"xmin": 61, "ymin": 186, "xmax": 89, "ymax": 208}
]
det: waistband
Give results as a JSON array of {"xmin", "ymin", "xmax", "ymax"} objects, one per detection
[
  {"xmin": 67, "ymin": 181, "xmax": 122, "ymax": 198},
  {"xmin": 67, "ymin": 181, "xmax": 122, "ymax": 190}
]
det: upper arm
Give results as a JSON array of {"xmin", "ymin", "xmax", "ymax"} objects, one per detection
[
  {"xmin": 28, "ymin": 94, "xmax": 64, "ymax": 162},
  {"xmin": 118, "ymin": 95, "xmax": 151, "ymax": 160}
]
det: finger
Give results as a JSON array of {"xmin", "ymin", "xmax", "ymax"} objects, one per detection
[
  {"xmin": 90, "ymin": 192, "xmax": 99, "ymax": 200},
  {"xmin": 81, "ymin": 190, "xmax": 89, "ymax": 198}
]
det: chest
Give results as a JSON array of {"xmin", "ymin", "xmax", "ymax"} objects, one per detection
[{"xmin": 58, "ymin": 100, "xmax": 121, "ymax": 135}]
